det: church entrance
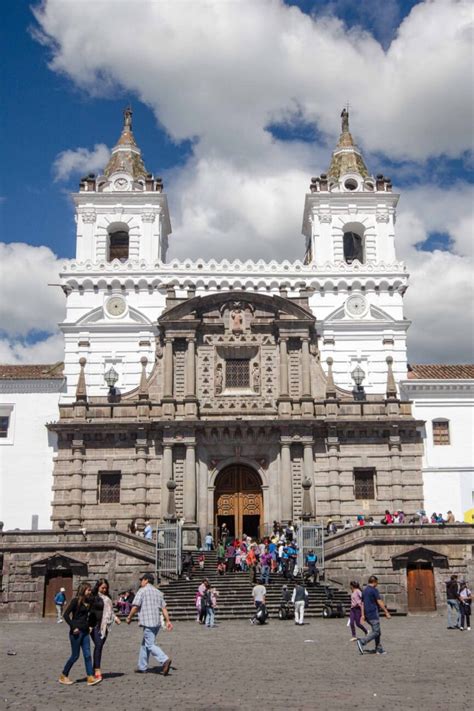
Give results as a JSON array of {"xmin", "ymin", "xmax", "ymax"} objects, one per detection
[{"xmin": 215, "ymin": 465, "xmax": 263, "ymax": 540}]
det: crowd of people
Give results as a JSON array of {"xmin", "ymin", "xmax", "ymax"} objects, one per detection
[
  {"xmin": 326, "ymin": 508, "xmax": 459, "ymax": 534},
  {"xmin": 182, "ymin": 520, "xmax": 319, "ymax": 585}
]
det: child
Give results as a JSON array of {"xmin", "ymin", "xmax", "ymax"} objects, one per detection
[{"xmin": 198, "ymin": 553, "xmax": 205, "ymax": 571}]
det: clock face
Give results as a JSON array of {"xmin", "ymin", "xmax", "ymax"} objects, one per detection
[
  {"xmin": 106, "ymin": 297, "xmax": 126, "ymax": 317},
  {"xmin": 113, "ymin": 177, "xmax": 130, "ymax": 191},
  {"xmin": 346, "ymin": 294, "xmax": 368, "ymax": 318}
]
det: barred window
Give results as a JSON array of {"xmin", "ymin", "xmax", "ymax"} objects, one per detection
[
  {"xmin": 354, "ymin": 468, "xmax": 375, "ymax": 500},
  {"xmin": 225, "ymin": 358, "xmax": 250, "ymax": 388},
  {"xmin": 0, "ymin": 416, "xmax": 10, "ymax": 438},
  {"xmin": 433, "ymin": 420, "xmax": 450, "ymax": 446},
  {"xmin": 99, "ymin": 472, "xmax": 121, "ymax": 503}
]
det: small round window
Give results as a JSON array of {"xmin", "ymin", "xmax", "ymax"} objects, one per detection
[{"xmin": 344, "ymin": 178, "xmax": 358, "ymax": 191}]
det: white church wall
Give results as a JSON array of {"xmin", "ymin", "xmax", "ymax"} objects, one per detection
[
  {"xmin": 400, "ymin": 379, "xmax": 474, "ymax": 521},
  {"xmin": 0, "ymin": 383, "xmax": 63, "ymax": 530}
]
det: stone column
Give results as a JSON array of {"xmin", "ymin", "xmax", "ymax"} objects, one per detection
[
  {"xmin": 185, "ymin": 337, "xmax": 196, "ymax": 398},
  {"xmin": 70, "ymin": 438, "xmax": 84, "ymax": 526},
  {"xmin": 163, "ymin": 337, "xmax": 174, "ymax": 398},
  {"xmin": 301, "ymin": 337, "xmax": 311, "ymax": 397},
  {"xmin": 280, "ymin": 441, "xmax": 293, "ymax": 522},
  {"xmin": 184, "ymin": 442, "xmax": 197, "ymax": 523},
  {"xmin": 162, "ymin": 443, "xmax": 174, "ymax": 520},
  {"xmin": 135, "ymin": 436, "xmax": 148, "ymax": 524},
  {"xmin": 279, "ymin": 338, "xmax": 289, "ymax": 396},
  {"xmin": 303, "ymin": 441, "xmax": 314, "ymax": 481}
]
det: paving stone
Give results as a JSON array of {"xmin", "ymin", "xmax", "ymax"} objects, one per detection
[{"xmin": 0, "ymin": 615, "xmax": 471, "ymax": 710}]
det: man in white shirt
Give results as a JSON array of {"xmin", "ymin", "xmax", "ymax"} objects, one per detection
[
  {"xmin": 292, "ymin": 583, "xmax": 309, "ymax": 625},
  {"xmin": 250, "ymin": 583, "xmax": 266, "ymax": 623},
  {"xmin": 126, "ymin": 573, "xmax": 173, "ymax": 674}
]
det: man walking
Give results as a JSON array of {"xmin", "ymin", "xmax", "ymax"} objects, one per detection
[
  {"xmin": 126, "ymin": 573, "xmax": 173, "ymax": 675},
  {"xmin": 356, "ymin": 575, "xmax": 391, "ymax": 655},
  {"xmin": 446, "ymin": 574, "xmax": 461, "ymax": 629},
  {"xmin": 292, "ymin": 582, "xmax": 309, "ymax": 625},
  {"xmin": 250, "ymin": 581, "xmax": 266, "ymax": 624}
]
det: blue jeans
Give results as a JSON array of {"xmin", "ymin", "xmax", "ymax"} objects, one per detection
[
  {"xmin": 447, "ymin": 600, "xmax": 461, "ymax": 627},
  {"xmin": 63, "ymin": 630, "xmax": 93, "ymax": 677},
  {"xmin": 360, "ymin": 618, "xmax": 383, "ymax": 652},
  {"xmin": 260, "ymin": 565, "xmax": 270, "ymax": 584},
  {"xmin": 138, "ymin": 626, "xmax": 169, "ymax": 671},
  {"xmin": 205, "ymin": 543, "xmax": 212, "ymax": 551},
  {"xmin": 205, "ymin": 607, "xmax": 215, "ymax": 627}
]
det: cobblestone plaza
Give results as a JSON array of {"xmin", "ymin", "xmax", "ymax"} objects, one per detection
[{"xmin": 0, "ymin": 616, "xmax": 471, "ymax": 710}]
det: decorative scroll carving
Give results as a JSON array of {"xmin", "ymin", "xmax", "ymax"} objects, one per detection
[{"xmin": 81, "ymin": 211, "xmax": 96, "ymax": 223}]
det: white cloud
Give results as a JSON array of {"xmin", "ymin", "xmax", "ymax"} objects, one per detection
[
  {"xmin": 0, "ymin": 333, "xmax": 64, "ymax": 365},
  {"xmin": 34, "ymin": 0, "xmax": 473, "ymax": 161},
  {"xmin": 0, "ymin": 242, "xmax": 65, "ymax": 338},
  {"xmin": 53, "ymin": 143, "xmax": 110, "ymax": 182}
]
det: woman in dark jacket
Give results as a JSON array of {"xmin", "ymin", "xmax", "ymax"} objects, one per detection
[
  {"xmin": 89, "ymin": 578, "xmax": 121, "ymax": 680},
  {"xmin": 59, "ymin": 582, "xmax": 101, "ymax": 686}
]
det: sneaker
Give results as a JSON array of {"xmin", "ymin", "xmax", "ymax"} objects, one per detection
[
  {"xmin": 350, "ymin": 637, "xmax": 357, "ymax": 641},
  {"xmin": 376, "ymin": 649, "xmax": 387, "ymax": 655},
  {"xmin": 356, "ymin": 639, "xmax": 365, "ymax": 655},
  {"xmin": 468, "ymin": 627, "xmax": 471, "ymax": 631},
  {"xmin": 87, "ymin": 675, "xmax": 102, "ymax": 686},
  {"xmin": 58, "ymin": 674, "xmax": 73, "ymax": 685},
  {"xmin": 162, "ymin": 659, "xmax": 172, "ymax": 676},
  {"xmin": 134, "ymin": 669, "xmax": 147, "ymax": 674}
]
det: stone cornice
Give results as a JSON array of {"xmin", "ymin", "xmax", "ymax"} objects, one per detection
[{"xmin": 400, "ymin": 379, "xmax": 474, "ymax": 395}]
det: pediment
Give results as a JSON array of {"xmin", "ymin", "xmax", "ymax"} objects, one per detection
[
  {"xmin": 31, "ymin": 552, "xmax": 88, "ymax": 576},
  {"xmin": 76, "ymin": 306, "xmax": 152, "ymax": 326},
  {"xmin": 392, "ymin": 546, "xmax": 448, "ymax": 570},
  {"xmin": 159, "ymin": 290, "xmax": 315, "ymax": 325},
  {"xmin": 323, "ymin": 303, "xmax": 396, "ymax": 323}
]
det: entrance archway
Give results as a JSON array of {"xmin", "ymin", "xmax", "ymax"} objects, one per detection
[{"xmin": 215, "ymin": 465, "xmax": 263, "ymax": 539}]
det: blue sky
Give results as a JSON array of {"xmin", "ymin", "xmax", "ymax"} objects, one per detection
[{"xmin": 0, "ymin": 0, "xmax": 472, "ymax": 364}]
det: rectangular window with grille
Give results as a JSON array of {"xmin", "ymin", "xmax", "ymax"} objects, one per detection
[
  {"xmin": 433, "ymin": 420, "xmax": 450, "ymax": 445},
  {"xmin": 354, "ymin": 468, "xmax": 376, "ymax": 500},
  {"xmin": 99, "ymin": 472, "xmax": 121, "ymax": 503},
  {"xmin": 225, "ymin": 358, "xmax": 250, "ymax": 388}
]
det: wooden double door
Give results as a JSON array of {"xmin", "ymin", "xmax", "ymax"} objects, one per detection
[
  {"xmin": 407, "ymin": 563, "xmax": 436, "ymax": 612},
  {"xmin": 215, "ymin": 465, "xmax": 263, "ymax": 539}
]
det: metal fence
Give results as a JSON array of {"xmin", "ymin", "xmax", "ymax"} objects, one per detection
[
  {"xmin": 296, "ymin": 524, "xmax": 324, "ymax": 574},
  {"xmin": 155, "ymin": 523, "xmax": 182, "ymax": 582}
]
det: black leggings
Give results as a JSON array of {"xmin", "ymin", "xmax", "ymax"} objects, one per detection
[{"xmin": 91, "ymin": 626, "xmax": 107, "ymax": 670}]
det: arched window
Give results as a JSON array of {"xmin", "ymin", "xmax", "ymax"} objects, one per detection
[
  {"xmin": 342, "ymin": 222, "xmax": 365, "ymax": 264},
  {"xmin": 108, "ymin": 226, "xmax": 129, "ymax": 262}
]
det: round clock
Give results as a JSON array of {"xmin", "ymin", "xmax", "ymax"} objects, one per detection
[
  {"xmin": 346, "ymin": 294, "xmax": 368, "ymax": 318},
  {"xmin": 113, "ymin": 177, "xmax": 130, "ymax": 191},
  {"xmin": 106, "ymin": 297, "xmax": 126, "ymax": 317}
]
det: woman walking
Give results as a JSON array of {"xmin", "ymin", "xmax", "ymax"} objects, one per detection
[
  {"xmin": 90, "ymin": 578, "xmax": 121, "ymax": 680},
  {"xmin": 349, "ymin": 581, "xmax": 368, "ymax": 641},
  {"xmin": 59, "ymin": 582, "xmax": 101, "ymax": 686},
  {"xmin": 459, "ymin": 581, "xmax": 471, "ymax": 631}
]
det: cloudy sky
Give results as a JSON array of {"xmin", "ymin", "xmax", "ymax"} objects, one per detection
[{"xmin": 1, "ymin": 0, "xmax": 473, "ymax": 365}]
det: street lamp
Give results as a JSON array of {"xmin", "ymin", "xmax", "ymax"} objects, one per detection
[
  {"xmin": 351, "ymin": 365, "xmax": 366, "ymax": 401},
  {"xmin": 104, "ymin": 366, "xmax": 119, "ymax": 396}
]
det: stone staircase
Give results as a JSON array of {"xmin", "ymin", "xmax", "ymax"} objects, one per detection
[{"xmin": 159, "ymin": 550, "xmax": 350, "ymax": 621}]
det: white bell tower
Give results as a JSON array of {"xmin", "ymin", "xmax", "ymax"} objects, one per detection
[
  {"xmin": 302, "ymin": 109, "xmax": 409, "ymax": 394},
  {"xmin": 74, "ymin": 107, "xmax": 172, "ymax": 264}
]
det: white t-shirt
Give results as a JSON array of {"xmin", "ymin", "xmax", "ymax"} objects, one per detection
[{"xmin": 252, "ymin": 584, "xmax": 266, "ymax": 602}]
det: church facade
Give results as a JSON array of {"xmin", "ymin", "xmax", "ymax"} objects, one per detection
[{"xmin": 49, "ymin": 108, "xmax": 424, "ymax": 544}]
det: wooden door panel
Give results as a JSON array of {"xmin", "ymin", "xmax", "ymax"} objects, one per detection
[
  {"xmin": 407, "ymin": 566, "xmax": 436, "ymax": 612},
  {"xmin": 215, "ymin": 465, "xmax": 263, "ymax": 538}
]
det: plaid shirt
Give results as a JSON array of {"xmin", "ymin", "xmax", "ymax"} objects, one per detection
[{"xmin": 132, "ymin": 584, "xmax": 167, "ymax": 627}]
